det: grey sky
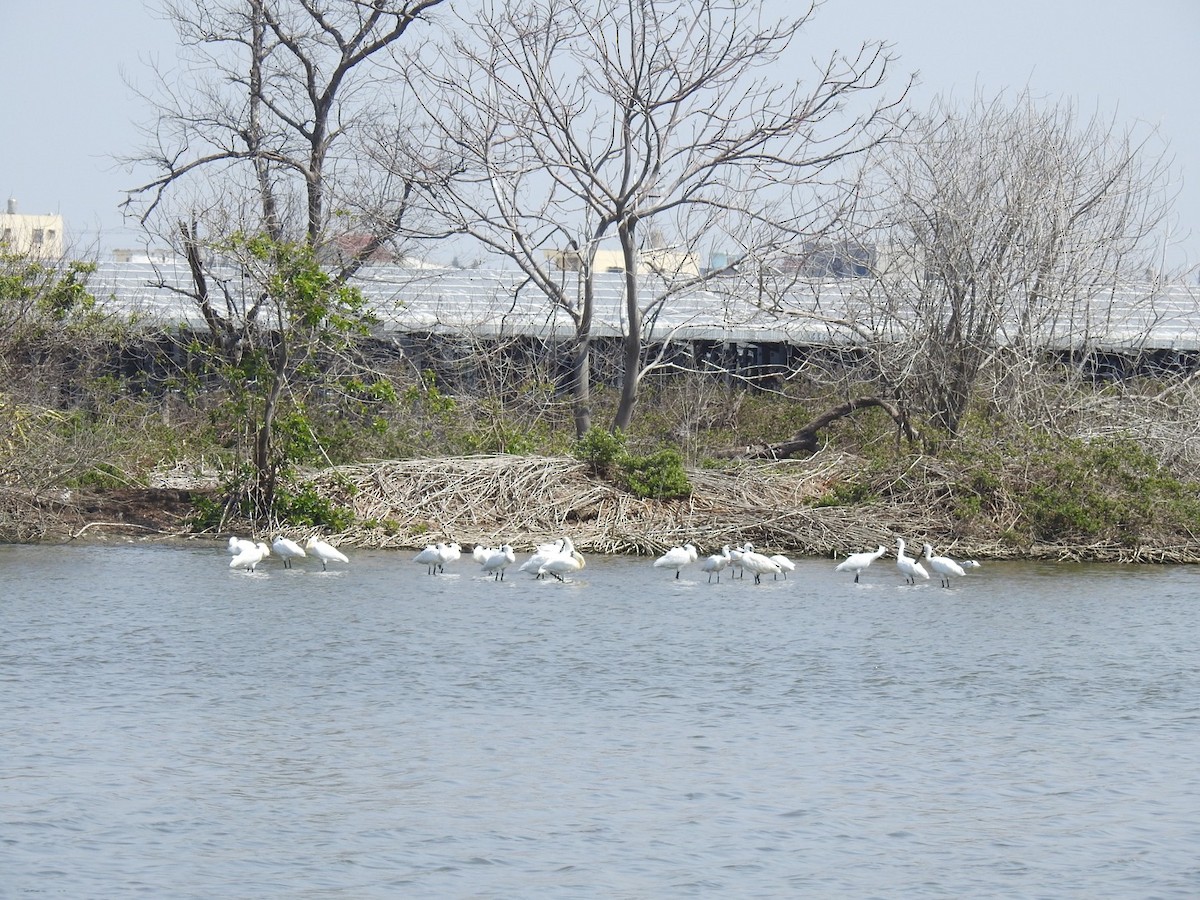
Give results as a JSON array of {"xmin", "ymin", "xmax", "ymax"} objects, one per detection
[{"xmin": 2, "ymin": 0, "xmax": 1197, "ymax": 270}]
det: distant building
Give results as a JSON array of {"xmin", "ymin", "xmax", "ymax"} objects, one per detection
[
  {"xmin": 545, "ymin": 246, "xmax": 701, "ymax": 277},
  {"xmin": 783, "ymin": 241, "xmax": 875, "ymax": 278},
  {"xmin": 0, "ymin": 198, "xmax": 64, "ymax": 258},
  {"xmin": 707, "ymin": 241, "xmax": 877, "ymax": 279},
  {"xmin": 543, "ymin": 229, "xmax": 699, "ymax": 276},
  {"xmin": 322, "ymin": 232, "xmax": 403, "ymax": 265},
  {"xmin": 318, "ymin": 232, "xmax": 444, "ymax": 269},
  {"xmin": 112, "ymin": 247, "xmax": 177, "ymax": 264}
]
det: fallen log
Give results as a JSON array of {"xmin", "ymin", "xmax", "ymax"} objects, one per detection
[{"xmin": 716, "ymin": 395, "xmax": 918, "ymax": 460}]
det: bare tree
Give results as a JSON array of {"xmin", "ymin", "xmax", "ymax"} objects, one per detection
[
  {"xmin": 126, "ymin": 0, "xmax": 447, "ymax": 259},
  {"xmin": 406, "ymin": 0, "xmax": 907, "ymax": 438},
  {"xmin": 853, "ymin": 90, "xmax": 1175, "ymax": 435},
  {"xmin": 122, "ymin": 0, "xmax": 448, "ymax": 518}
]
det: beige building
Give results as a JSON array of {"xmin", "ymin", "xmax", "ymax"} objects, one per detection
[
  {"xmin": 546, "ymin": 240, "xmax": 701, "ymax": 277},
  {"xmin": 0, "ymin": 199, "xmax": 64, "ymax": 258}
]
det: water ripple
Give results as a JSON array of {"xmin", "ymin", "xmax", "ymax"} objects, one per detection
[{"xmin": 2, "ymin": 545, "xmax": 1199, "ymax": 897}]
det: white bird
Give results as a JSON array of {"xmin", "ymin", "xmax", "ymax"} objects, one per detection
[
  {"xmin": 437, "ymin": 541, "xmax": 462, "ymax": 573},
  {"xmin": 305, "ymin": 536, "xmax": 349, "ymax": 571},
  {"xmin": 271, "ymin": 535, "xmax": 306, "ymax": 569},
  {"xmin": 960, "ymin": 559, "xmax": 982, "ymax": 570},
  {"xmin": 413, "ymin": 543, "xmax": 442, "ymax": 575},
  {"xmin": 227, "ymin": 535, "xmax": 256, "ymax": 556},
  {"xmin": 230, "ymin": 541, "xmax": 270, "ymax": 572},
  {"xmin": 473, "ymin": 544, "xmax": 496, "ymax": 564},
  {"xmin": 896, "ymin": 538, "xmax": 929, "ymax": 584},
  {"xmin": 520, "ymin": 538, "xmax": 566, "ymax": 578},
  {"xmin": 835, "ymin": 545, "xmax": 886, "ymax": 583},
  {"xmin": 539, "ymin": 556, "xmax": 584, "ymax": 582},
  {"xmin": 539, "ymin": 537, "xmax": 586, "ymax": 582},
  {"xmin": 769, "ymin": 553, "xmax": 795, "ymax": 580},
  {"xmin": 482, "ymin": 544, "xmax": 516, "ymax": 580},
  {"xmin": 729, "ymin": 543, "xmax": 750, "ymax": 579},
  {"xmin": 923, "ymin": 543, "xmax": 967, "ymax": 588},
  {"xmin": 654, "ymin": 542, "xmax": 698, "ymax": 579},
  {"xmin": 740, "ymin": 547, "xmax": 783, "ymax": 584},
  {"xmin": 700, "ymin": 545, "xmax": 732, "ymax": 583}
]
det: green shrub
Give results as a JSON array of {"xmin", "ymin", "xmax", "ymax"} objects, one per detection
[
  {"xmin": 70, "ymin": 462, "xmax": 132, "ymax": 490},
  {"xmin": 459, "ymin": 420, "xmax": 549, "ymax": 456},
  {"xmin": 572, "ymin": 428, "xmax": 691, "ymax": 499},
  {"xmin": 977, "ymin": 433, "xmax": 1200, "ymax": 545},
  {"xmin": 187, "ymin": 494, "xmax": 225, "ymax": 531},
  {"xmin": 273, "ymin": 482, "xmax": 354, "ymax": 531},
  {"xmin": 813, "ymin": 480, "xmax": 876, "ymax": 508},
  {"xmin": 621, "ymin": 448, "xmax": 692, "ymax": 500},
  {"xmin": 573, "ymin": 427, "xmax": 628, "ymax": 476},
  {"xmin": 187, "ymin": 474, "xmax": 354, "ymax": 534}
]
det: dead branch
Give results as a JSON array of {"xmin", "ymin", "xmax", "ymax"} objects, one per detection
[{"xmin": 716, "ymin": 395, "xmax": 917, "ymax": 460}]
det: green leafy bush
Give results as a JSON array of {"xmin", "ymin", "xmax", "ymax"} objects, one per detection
[
  {"xmin": 273, "ymin": 483, "xmax": 355, "ymax": 531},
  {"xmin": 621, "ymin": 448, "xmax": 692, "ymax": 500},
  {"xmin": 70, "ymin": 462, "xmax": 131, "ymax": 490},
  {"xmin": 187, "ymin": 494, "xmax": 225, "ymax": 531},
  {"xmin": 813, "ymin": 480, "xmax": 877, "ymax": 508},
  {"xmin": 573, "ymin": 427, "xmax": 628, "ymax": 476},
  {"xmin": 572, "ymin": 428, "xmax": 691, "ymax": 499},
  {"xmin": 1014, "ymin": 436, "xmax": 1200, "ymax": 544}
]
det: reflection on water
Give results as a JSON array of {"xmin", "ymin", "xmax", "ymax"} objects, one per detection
[{"xmin": 3, "ymin": 543, "xmax": 1199, "ymax": 897}]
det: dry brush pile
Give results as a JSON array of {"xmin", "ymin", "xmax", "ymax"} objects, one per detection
[{"xmin": 307, "ymin": 451, "xmax": 996, "ymax": 560}]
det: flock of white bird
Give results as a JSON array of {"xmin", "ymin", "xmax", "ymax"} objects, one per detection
[
  {"xmin": 834, "ymin": 538, "xmax": 981, "ymax": 587},
  {"xmin": 652, "ymin": 542, "xmax": 798, "ymax": 584},
  {"xmin": 412, "ymin": 537, "xmax": 798, "ymax": 585},
  {"xmin": 414, "ymin": 537, "xmax": 588, "ymax": 582},
  {"xmin": 228, "ymin": 531, "xmax": 979, "ymax": 587},
  {"xmin": 227, "ymin": 535, "xmax": 350, "ymax": 572}
]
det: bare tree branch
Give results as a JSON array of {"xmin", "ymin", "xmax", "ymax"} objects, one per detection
[{"xmin": 405, "ymin": 0, "xmax": 910, "ymax": 437}]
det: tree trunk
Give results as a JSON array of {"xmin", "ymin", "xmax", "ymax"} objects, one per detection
[
  {"xmin": 612, "ymin": 222, "xmax": 641, "ymax": 432},
  {"xmin": 570, "ymin": 334, "xmax": 593, "ymax": 439},
  {"xmin": 570, "ymin": 270, "xmax": 597, "ymax": 439},
  {"xmin": 252, "ymin": 335, "xmax": 289, "ymax": 515}
]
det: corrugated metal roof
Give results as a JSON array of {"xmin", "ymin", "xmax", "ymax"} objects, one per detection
[{"xmin": 88, "ymin": 261, "xmax": 1200, "ymax": 351}]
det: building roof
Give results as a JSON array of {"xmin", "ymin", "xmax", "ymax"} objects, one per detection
[{"xmin": 88, "ymin": 260, "xmax": 1200, "ymax": 351}]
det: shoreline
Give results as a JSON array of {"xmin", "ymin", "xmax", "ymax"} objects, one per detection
[{"xmin": 24, "ymin": 454, "xmax": 1200, "ymax": 564}]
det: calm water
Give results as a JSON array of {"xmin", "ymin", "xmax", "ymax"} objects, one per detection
[{"xmin": 2, "ymin": 542, "xmax": 1199, "ymax": 898}]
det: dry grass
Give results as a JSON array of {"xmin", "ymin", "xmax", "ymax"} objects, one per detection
[
  {"xmin": 303, "ymin": 451, "xmax": 1200, "ymax": 563},
  {"xmin": 305, "ymin": 452, "xmax": 979, "ymax": 560}
]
